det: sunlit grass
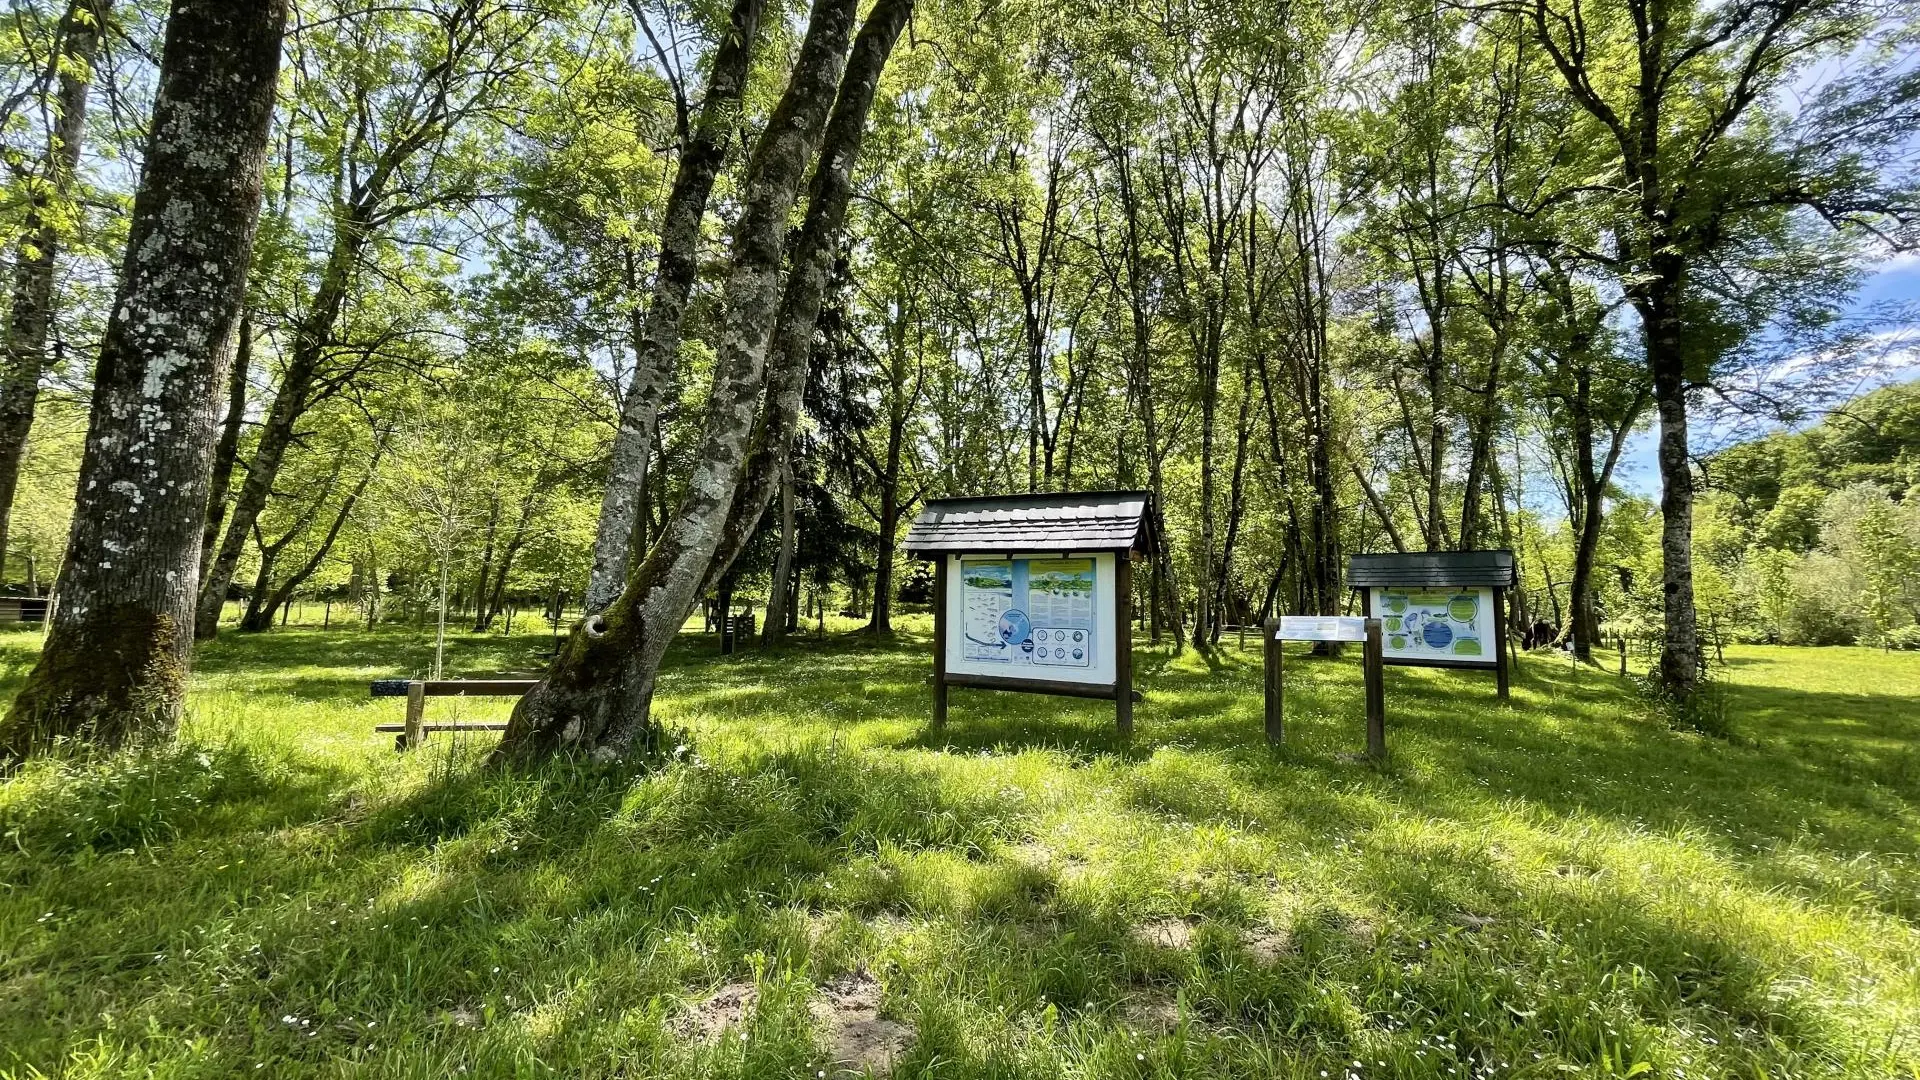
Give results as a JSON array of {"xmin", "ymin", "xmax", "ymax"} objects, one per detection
[{"xmin": 2, "ymin": 619, "xmax": 1916, "ymax": 1078}]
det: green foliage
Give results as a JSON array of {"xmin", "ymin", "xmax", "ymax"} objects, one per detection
[{"xmin": 1713, "ymin": 477, "xmax": 1920, "ymax": 647}]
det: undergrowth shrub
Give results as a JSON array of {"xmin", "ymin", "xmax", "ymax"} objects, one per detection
[
  {"xmin": 1636, "ymin": 670, "xmax": 1733, "ymax": 739},
  {"xmin": 1879, "ymin": 623, "xmax": 1920, "ymax": 650},
  {"xmin": 0, "ymin": 740, "xmax": 280, "ymax": 856}
]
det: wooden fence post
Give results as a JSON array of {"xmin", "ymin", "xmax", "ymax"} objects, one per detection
[
  {"xmin": 1263, "ymin": 617, "xmax": 1282, "ymax": 745},
  {"xmin": 403, "ymin": 681, "xmax": 426, "ymax": 750},
  {"xmin": 1493, "ymin": 587, "xmax": 1511, "ymax": 701},
  {"xmin": 1364, "ymin": 618, "xmax": 1386, "ymax": 760}
]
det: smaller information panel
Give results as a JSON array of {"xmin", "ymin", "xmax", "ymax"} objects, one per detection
[
  {"xmin": 1370, "ymin": 586, "xmax": 1497, "ymax": 665},
  {"xmin": 1275, "ymin": 615, "xmax": 1368, "ymax": 642}
]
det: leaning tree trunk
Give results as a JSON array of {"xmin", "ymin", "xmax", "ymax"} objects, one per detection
[
  {"xmin": 761, "ymin": 460, "xmax": 797, "ymax": 645},
  {"xmin": 0, "ymin": 0, "xmax": 111, "ymax": 585},
  {"xmin": 199, "ymin": 312, "xmax": 251, "ymax": 585},
  {"xmin": 250, "ymin": 451, "xmax": 378, "ymax": 631},
  {"xmin": 0, "ymin": 0, "xmax": 285, "ymax": 762},
  {"xmin": 700, "ymin": 0, "xmax": 915, "ymax": 589},
  {"xmin": 194, "ymin": 223, "xmax": 360, "ymax": 639},
  {"xmin": 492, "ymin": 0, "xmax": 865, "ymax": 764},
  {"xmin": 584, "ymin": 0, "xmax": 769, "ymax": 613}
]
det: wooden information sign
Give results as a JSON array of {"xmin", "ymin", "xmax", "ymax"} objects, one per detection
[
  {"xmin": 1263, "ymin": 616, "xmax": 1387, "ymax": 758},
  {"xmin": 905, "ymin": 491, "xmax": 1155, "ymax": 735},
  {"xmin": 1349, "ymin": 550, "xmax": 1516, "ymax": 700}
]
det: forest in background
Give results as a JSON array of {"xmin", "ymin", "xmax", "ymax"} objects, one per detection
[{"xmin": 0, "ymin": 0, "xmax": 1916, "ymax": 757}]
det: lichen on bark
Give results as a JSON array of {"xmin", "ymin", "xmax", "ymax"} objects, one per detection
[{"xmin": 0, "ymin": 0, "xmax": 286, "ymax": 765}]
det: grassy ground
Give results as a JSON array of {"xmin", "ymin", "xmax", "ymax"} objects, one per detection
[{"xmin": 1, "ymin": 619, "xmax": 1916, "ymax": 1079}]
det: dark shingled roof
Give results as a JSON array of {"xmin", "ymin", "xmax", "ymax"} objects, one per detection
[
  {"xmin": 1348, "ymin": 550, "xmax": 1516, "ymax": 588},
  {"xmin": 904, "ymin": 491, "xmax": 1152, "ymax": 556}
]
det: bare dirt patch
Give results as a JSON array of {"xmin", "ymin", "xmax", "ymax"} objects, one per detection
[
  {"xmin": 668, "ymin": 980, "xmax": 757, "ymax": 1045},
  {"xmin": 1242, "ymin": 927, "xmax": 1291, "ymax": 963},
  {"xmin": 1132, "ymin": 918, "xmax": 1194, "ymax": 950},
  {"xmin": 812, "ymin": 970, "xmax": 913, "ymax": 1077},
  {"xmin": 1118, "ymin": 987, "xmax": 1183, "ymax": 1033}
]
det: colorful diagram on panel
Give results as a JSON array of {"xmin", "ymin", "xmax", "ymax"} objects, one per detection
[
  {"xmin": 959, "ymin": 557, "xmax": 1095, "ymax": 668},
  {"xmin": 1375, "ymin": 587, "xmax": 1492, "ymax": 663}
]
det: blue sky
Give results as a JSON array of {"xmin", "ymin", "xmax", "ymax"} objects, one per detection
[{"xmin": 1610, "ymin": 256, "xmax": 1920, "ymax": 497}]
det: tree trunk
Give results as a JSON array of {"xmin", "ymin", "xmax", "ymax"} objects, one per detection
[
  {"xmin": 236, "ymin": 457, "xmax": 340, "ymax": 633},
  {"xmin": 433, "ymin": 557, "xmax": 449, "ymax": 679},
  {"xmin": 1192, "ymin": 341, "xmax": 1219, "ymax": 651},
  {"xmin": 1645, "ymin": 286, "xmax": 1699, "ymax": 695},
  {"xmin": 869, "ymin": 449, "xmax": 901, "ymax": 635},
  {"xmin": 761, "ymin": 459, "xmax": 796, "ymax": 645},
  {"xmin": 470, "ymin": 492, "xmax": 502, "ymax": 631},
  {"xmin": 492, "ymin": 0, "xmax": 864, "ymax": 764},
  {"xmin": 0, "ymin": 0, "xmax": 111, "ymax": 586},
  {"xmin": 481, "ymin": 486, "xmax": 540, "ymax": 630},
  {"xmin": 704, "ymin": 0, "xmax": 915, "ymax": 588},
  {"xmin": 0, "ymin": 0, "xmax": 284, "ymax": 762},
  {"xmin": 199, "ymin": 311, "xmax": 250, "ymax": 585},
  {"xmin": 584, "ymin": 0, "xmax": 769, "ymax": 613},
  {"xmin": 195, "ymin": 207, "xmax": 365, "ymax": 639},
  {"xmin": 247, "ymin": 449, "xmax": 379, "ymax": 632},
  {"xmin": 238, "ymin": 540, "xmax": 283, "ymax": 632}
]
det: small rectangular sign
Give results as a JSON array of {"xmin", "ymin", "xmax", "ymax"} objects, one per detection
[{"xmin": 1275, "ymin": 615, "xmax": 1368, "ymax": 642}]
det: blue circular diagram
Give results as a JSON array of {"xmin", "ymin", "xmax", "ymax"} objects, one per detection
[
  {"xmin": 1422, "ymin": 620, "xmax": 1453, "ymax": 649},
  {"xmin": 998, "ymin": 609, "xmax": 1031, "ymax": 645}
]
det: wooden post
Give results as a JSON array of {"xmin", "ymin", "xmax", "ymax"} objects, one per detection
[
  {"xmin": 1364, "ymin": 617, "xmax": 1386, "ymax": 759},
  {"xmin": 1115, "ymin": 552, "xmax": 1134, "ymax": 738},
  {"xmin": 403, "ymin": 680, "xmax": 426, "ymax": 750},
  {"xmin": 1492, "ymin": 587, "xmax": 1511, "ymax": 701},
  {"xmin": 1263, "ymin": 617, "xmax": 1282, "ymax": 745},
  {"xmin": 932, "ymin": 555, "xmax": 949, "ymax": 729}
]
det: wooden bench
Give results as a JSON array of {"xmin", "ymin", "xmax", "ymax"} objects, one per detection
[
  {"xmin": 369, "ymin": 679, "xmax": 538, "ymax": 750},
  {"xmin": 0, "ymin": 597, "xmax": 47, "ymax": 625}
]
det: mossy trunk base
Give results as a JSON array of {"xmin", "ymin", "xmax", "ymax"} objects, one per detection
[{"xmin": 0, "ymin": 606, "xmax": 188, "ymax": 763}]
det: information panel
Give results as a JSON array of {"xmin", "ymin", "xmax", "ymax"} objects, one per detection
[
  {"xmin": 1370, "ymin": 585, "xmax": 1497, "ymax": 666},
  {"xmin": 946, "ymin": 553, "xmax": 1116, "ymax": 685},
  {"xmin": 1275, "ymin": 615, "xmax": 1368, "ymax": 642}
]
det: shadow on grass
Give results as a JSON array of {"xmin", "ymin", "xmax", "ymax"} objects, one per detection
[{"xmin": 3, "ymin": 627, "xmax": 1916, "ymax": 1077}]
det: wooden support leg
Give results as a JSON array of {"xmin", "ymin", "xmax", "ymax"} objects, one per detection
[
  {"xmin": 402, "ymin": 681, "xmax": 426, "ymax": 750},
  {"xmin": 1263, "ymin": 617, "xmax": 1282, "ymax": 746},
  {"xmin": 932, "ymin": 557, "xmax": 949, "ymax": 730},
  {"xmin": 1364, "ymin": 618, "xmax": 1386, "ymax": 760},
  {"xmin": 1493, "ymin": 588, "xmax": 1511, "ymax": 701},
  {"xmin": 1115, "ymin": 554, "xmax": 1134, "ymax": 739}
]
